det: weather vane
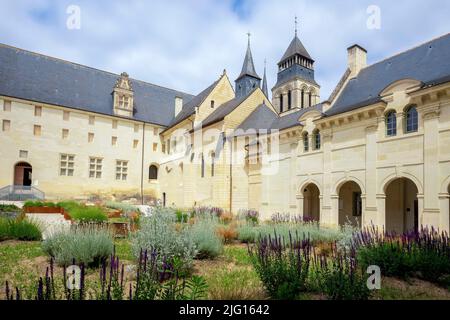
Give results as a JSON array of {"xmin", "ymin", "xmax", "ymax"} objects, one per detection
[
  {"xmin": 247, "ymin": 32, "xmax": 251, "ymax": 45},
  {"xmin": 295, "ymin": 16, "xmax": 298, "ymax": 36}
]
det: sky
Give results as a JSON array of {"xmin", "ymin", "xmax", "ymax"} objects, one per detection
[{"xmin": 1, "ymin": 0, "xmax": 450, "ymax": 100}]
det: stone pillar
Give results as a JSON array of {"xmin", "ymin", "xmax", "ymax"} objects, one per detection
[
  {"xmin": 322, "ymin": 129, "xmax": 333, "ymax": 226},
  {"xmin": 376, "ymin": 194, "xmax": 386, "ymax": 230},
  {"xmin": 417, "ymin": 193, "xmax": 425, "ymax": 227},
  {"xmin": 297, "ymin": 194, "xmax": 304, "ymax": 219},
  {"xmin": 438, "ymin": 193, "xmax": 450, "ymax": 233},
  {"xmin": 421, "ymin": 104, "xmax": 441, "ymax": 228},
  {"xmin": 330, "ymin": 195, "xmax": 339, "ymax": 227},
  {"xmin": 365, "ymin": 123, "xmax": 378, "ymax": 226}
]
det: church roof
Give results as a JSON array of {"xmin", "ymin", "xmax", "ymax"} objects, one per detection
[
  {"xmin": 0, "ymin": 43, "xmax": 194, "ymax": 127},
  {"xmin": 326, "ymin": 33, "xmax": 450, "ymax": 117},
  {"xmin": 279, "ymin": 35, "xmax": 313, "ymax": 64},
  {"xmin": 168, "ymin": 78, "xmax": 220, "ymax": 128},
  {"xmin": 236, "ymin": 103, "xmax": 323, "ymax": 134},
  {"xmin": 236, "ymin": 41, "xmax": 261, "ymax": 81}
]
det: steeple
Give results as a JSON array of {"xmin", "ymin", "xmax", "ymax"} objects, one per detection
[
  {"xmin": 262, "ymin": 59, "xmax": 268, "ymax": 98},
  {"xmin": 235, "ymin": 33, "xmax": 262, "ymax": 98}
]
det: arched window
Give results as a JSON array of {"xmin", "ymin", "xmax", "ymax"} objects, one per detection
[
  {"xmin": 211, "ymin": 152, "xmax": 215, "ymax": 177},
  {"xmin": 313, "ymin": 130, "xmax": 321, "ymax": 150},
  {"xmin": 405, "ymin": 105, "xmax": 418, "ymax": 133},
  {"xmin": 149, "ymin": 165, "xmax": 158, "ymax": 180},
  {"xmin": 303, "ymin": 132, "xmax": 309, "ymax": 152},
  {"xmin": 386, "ymin": 111, "xmax": 397, "ymax": 137},
  {"xmin": 280, "ymin": 95, "xmax": 284, "ymax": 113},
  {"xmin": 201, "ymin": 153, "xmax": 205, "ymax": 178},
  {"xmin": 288, "ymin": 90, "xmax": 292, "ymax": 110},
  {"xmin": 308, "ymin": 92, "xmax": 312, "ymax": 107},
  {"xmin": 301, "ymin": 90, "xmax": 305, "ymax": 109},
  {"xmin": 211, "ymin": 100, "xmax": 215, "ymax": 109}
]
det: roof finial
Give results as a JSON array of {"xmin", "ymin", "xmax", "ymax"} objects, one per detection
[
  {"xmin": 295, "ymin": 16, "xmax": 298, "ymax": 37},
  {"xmin": 247, "ymin": 32, "xmax": 251, "ymax": 46}
]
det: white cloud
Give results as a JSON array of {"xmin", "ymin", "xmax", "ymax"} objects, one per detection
[{"xmin": 1, "ymin": 0, "xmax": 449, "ymax": 99}]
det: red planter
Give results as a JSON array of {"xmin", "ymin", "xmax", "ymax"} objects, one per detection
[{"xmin": 24, "ymin": 206, "xmax": 72, "ymax": 221}]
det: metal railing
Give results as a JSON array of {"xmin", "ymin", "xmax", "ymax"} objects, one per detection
[{"xmin": 0, "ymin": 185, "xmax": 45, "ymax": 201}]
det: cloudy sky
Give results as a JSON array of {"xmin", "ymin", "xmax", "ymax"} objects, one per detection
[{"xmin": 1, "ymin": 0, "xmax": 450, "ymax": 99}]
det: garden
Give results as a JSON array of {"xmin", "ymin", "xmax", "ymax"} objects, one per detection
[{"xmin": 0, "ymin": 202, "xmax": 449, "ymax": 300}]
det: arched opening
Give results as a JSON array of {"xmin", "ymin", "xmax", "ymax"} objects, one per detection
[
  {"xmin": 14, "ymin": 162, "xmax": 32, "ymax": 187},
  {"xmin": 385, "ymin": 178, "xmax": 419, "ymax": 233},
  {"xmin": 338, "ymin": 181, "xmax": 362, "ymax": 227},
  {"xmin": 303, "ymin": 183, "xmax": 320, "ymax": 222},
  {"xmin": 149, "ymin": 165, "xmax": 158, "ymax": 180},
  {"xmin": 404, "ymin": 105, "xmax": 418, "ymax": 133},
  {"xmin": 385, "ymin": 110, "xmax": 397, "ymax": 137}
]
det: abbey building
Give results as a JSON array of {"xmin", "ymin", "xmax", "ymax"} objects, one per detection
[{"xmin": 1, "ymin": 31, "xmax": 450, "ymax": 233}]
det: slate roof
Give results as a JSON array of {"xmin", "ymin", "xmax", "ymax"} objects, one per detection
[
  {"xmin": 279, "ymin": 35, "xmax": 313, "ymax": 64},
  {"xmin": 0, "ymin": 44, "xmax": 194, "ymax": 126},
  {"xmin": 167, "ymin": 78, "xmax": 220, "ymax": 128},
  {"xmin": 198, "ymin": 88, "xmax": 259, "ymax": 129},
  {"xmin": 236, "ymin": 103, "xmax": 323, "ymax": 134},
  {"xmin": 236, "ymin": 41, "xmax": 261, "ymax": 81},
  {"xmin": 326, "ymin": 33, "xmax": 450, "ymax": 117}
]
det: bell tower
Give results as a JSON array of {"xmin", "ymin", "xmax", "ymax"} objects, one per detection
[
  {"xmin": 272, "ymin": 18, "xmax": 320, "ymax": 113},
  {"xmin": 235, "ymin": 33, "xmax": 262, "ymax": 98}
]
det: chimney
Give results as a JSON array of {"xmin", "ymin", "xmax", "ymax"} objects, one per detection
[
  {"xmin": 175, "ymin": 97, "xmax": 183, "ymax": 117},
  {"xmin": 347, "ymin": 44, "xmax": 367, "ymax": 78}
]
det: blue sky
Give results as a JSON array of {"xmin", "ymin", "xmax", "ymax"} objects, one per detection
[{"xmin": 1, "ymin": 0, "xmax": 450, "ymax": 100}]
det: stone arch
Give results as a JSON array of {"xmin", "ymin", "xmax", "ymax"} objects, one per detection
[
  {"xmin": 298, "ymin": 180, "xmax": 322, "ymax": 222},
  {"xmin": 440, "ymin": 175, "xmax": 450, "ymax": 194},
  {"xmin": 384, "ymin": 177, "xmax": 420, "ymax": 233},
  {"xmin": 380, "ymin": 172, "xmax": 423, "ymax": 195},
  {"xmin": 334, "ymin": 176, "xmax": 366, "ymax": 196}
]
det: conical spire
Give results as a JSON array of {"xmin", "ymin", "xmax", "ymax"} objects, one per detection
[
  {"xmin": 236, "ymin": 33, "xmax": 261, "ymax": 81},
  {"xmin": 262, "ymin": 59, "xmax": 268, "ymax": 97}
]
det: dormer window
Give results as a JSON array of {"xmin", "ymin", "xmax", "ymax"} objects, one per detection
[{"xmin": 113, "ymin": 72, "xmax": 134, "ymax": 117}]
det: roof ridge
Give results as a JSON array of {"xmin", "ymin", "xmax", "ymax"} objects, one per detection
[
  {"xmin": 0, "ymin": 42, "xmax": 193, "ymax": 97},
  {"xmin": 362, "ymin": 32, "xmax": 450, "ymax": 71}
]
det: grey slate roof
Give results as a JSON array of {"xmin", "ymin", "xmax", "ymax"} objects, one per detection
[
  {"xmin": 236, "ymin": 103, "xmax": 323, "ymax": 134},
  {"xmin": 236, "ymin": 41, "xmax": 261, "ymax": 81},
  {"xmin": 167, "ymin": 78, "xmax": 220, "ymax": 128},
  {"xmin": 326, "ymin": 33, "xmax": 450, "ymax": 117},
  {"xmin": 0, "ymin": 44, "xmax": 194, "ymax": 126},
  {"xmin": 279, "ymin": 35, "xmax": 313, "ymax": 64},
  {"xmin": 199, "ymin": 88, "xmax": 259, "ymax": 129}
]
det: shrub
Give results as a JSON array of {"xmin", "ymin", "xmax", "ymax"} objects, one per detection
[
  {"xmin": 313, "ymin": 247, "xmax": 371, "ymax": 300},
  {"xmin": 0, "ymin": 218, "xmax": 42, "ymax": 241},
  {"xmin": 42, "ymin": 225, "xmax": 114, "ymax": 267},
  {"xmin": 358, "ymin": 242, "xmax": 411, "ymax": 277},
  {"xmin": 0, "ymin": 204, "xmax": 21, "ymax": 212},
  {"xmin": 67, "ymin": 206, "xmax": 107, "ymax": 223},
  {"xmin": 192, "ymin": 206, "xmax": 224, "ymax": 219},
  {"xmin": 205, "ymin": 268, "xmax": 266, "ymax": 300},
  {"xmin": 189, "ymin": 217, "xmax": 223, "ymax": 259},
  {"xmin": 175, "ymin": 209, "xmax": 189, "ymax": 223},
  {"xmin": 216, "ymin": 225, "xmax": 238, "ymax": 244},
  {"xmin": 132, "ymin": 208, "xmax": 197, "ymax": 271},
  {"xmin": 237, "ymin": 224, "xmax": 258, "ymax": 243},
  {"xmin": 105, "ymin": 201, "xmax": 138, "ymax": 214},
  {"xmin": 238, "ymin": 209, "xmax": 259, "ymax": 224},
  {"xmin": 23, "ymin": 201, "xmax": 56, "ymax": 208},
  {"xmin": 248, "ymin": 233, "xmax": 312, "ymax": 300}
]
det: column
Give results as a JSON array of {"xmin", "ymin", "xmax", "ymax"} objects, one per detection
[
  {"xmin": 365, "ymin": 123, "xmax": 378, "ymax": 226},
  {"xmin": 330, "ymin": 195, "xmax": 339, "ymax": 227},
  {"xmin": 322, "ymin": 129, "xmax": 333, "ymax": 226},
  {"xmin": 297, "ymin": 194, "xmax": 304, "ymax": 219},
  {"xmin": 376, "ymin": 194, "xmax": 386, "ymax": 230},
  {"xmin": 439, "ymin": 193, "xmax": 450, "ymax": 233}
]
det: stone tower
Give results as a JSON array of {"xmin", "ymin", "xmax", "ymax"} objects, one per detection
[
  {"xmin": 235, "ymin": 36, "xmax": 261, "ymax": 98},
  {"xmin": 272, "ymin": 28, "xmax": 320, "ymax": 113}
]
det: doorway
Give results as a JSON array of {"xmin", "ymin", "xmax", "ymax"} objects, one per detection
[{"xmin": 14, "ymin": 162, "xmax": 32, "ymax": 187}]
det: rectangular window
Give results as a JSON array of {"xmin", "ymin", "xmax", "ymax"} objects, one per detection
[
  {"xmin": 134, "ymin": 124, "xmax": 139, "ymax": 133},
  {"xmin": 2, "ymin": 119, "xmax": 11, "ymax": 132},
  {"xmin": 88, "ymin": 132, "xmax": 94, "ymax": 143},
  {"xmin": 60, "ymin": 154, "xmax": 75, "ymax": 176},
  {"xmin": 62, "ymin": 129, "xmax": 69, "ymax": 139},
  {"xmin": 89, "ymin": 157, "xmax": 103, "ymax": 179},
  {"xmin": 112, "ymin": 136, "xmax": 117, "ymax": 146},
  {"xmin": 63, "ymin": 111, "xmax": 70, "ymax": 121},
  {"xmin": 133, "ymin": 140, "xmax": 139, "ymax": 149},
  {"xmin": 112, "ymin": 120, "xmax": 118, "ymax": 129},
  {"xmin": 211, "ymin": 154, "xmax": 215, "ymax": 177},
  {"xmin": 34, "ymin": 106, "xmax": 42, "ymax": 117},
  {"xmin": 288, "ymin": 91, "xmax": 292, "ymax": 110},
  {"xmin": 201, "ymin": 153, "xmax": 205, "ymax": 178},
  {"xmin": 89, "ymin": 116, "xmax": 95, "ymax": 125},
  {"xmin": 19, "ymin": 150, "xmax": 28, "ymax": 158},
  {"xmin": 116, "ymin": 160, "xmax": 128, "ymax": 181},
  {"xmin": 34, "ymin": 125, "xmax": 41, "ymax": 136},
  {"xmin": 162, "ymin": 143, "xmax": 166, "ymax": 153},
  {"xmin": 352, "ymin": 192, "xmax": 362, "ymax": 217},
  {"xmin": 153, "ymin": 128, "xmax": 159, "ymax": 136},
  {"xmin": 153, "ymin": 143, "xmax": 158, "ymax": 152},
  {"xmin": 167, "ymin": 139, "xmax": 171, "ymax": 154},
  {"xmin": 3, "ymin": 100, "xmax": 11, "ymax": 112}
]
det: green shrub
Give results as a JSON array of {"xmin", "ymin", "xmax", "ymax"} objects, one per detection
[
  {"xmin": 56, "ymin": 201, "xmax": 80, "ymax": 212},
  {"xmin": 0, "ymin": 218, "xmax": 42, "ymax": 242},
  {"xmin": 132, "ymin": 208, "xmax": 197, "ymax": 271},
  {"xmin": 105, "ymin": 201, "xmax": 138, "ymax": 214},
  {"xmin": 68, "ymin": 206, "xmax": 107, "ymax": 223},
  {"xmin": 189, "ymin": 217, "xmax": 223, "ymax": 259},
  {"xmin": 0, "ymin": 204, "xmax": 21, "ymax": 212},
  {"xmin": 237, "ymin": 224, "xmax": 258, "ymax": 243},
  {"xmin": 23, "ymin": 201, "xmax": 56, "ymax": 208},
  {"xmin": 175, "ymin": 209, "xmax": 189, "ymax": 223},
  {"xmin": 42, "ymin": 225, "xmax": 113, "ymax": 267}
]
